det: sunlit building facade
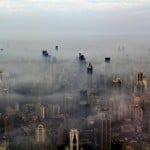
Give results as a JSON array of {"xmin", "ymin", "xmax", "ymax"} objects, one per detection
[
  {"xmin": 69, "ymin": 128, "xmax": 79, "ymax": 150},
  {"xmin": 35, "ymin": 124, "xmax": 46, "ymax": 143}
]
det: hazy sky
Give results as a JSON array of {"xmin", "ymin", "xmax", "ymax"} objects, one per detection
[{"xmin": 0, "ymin": 0, "xmax": 150, "ymax": 39}]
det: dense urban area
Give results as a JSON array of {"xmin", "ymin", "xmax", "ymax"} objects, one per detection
[{"xmin": 0, "ymin": 47, "xmax": 150, "ymax": 150}]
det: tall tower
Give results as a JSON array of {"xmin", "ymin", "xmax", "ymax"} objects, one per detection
[
  {"xmin": 112, "ymin": 76, "xmax": 122, "ymax": 94},
  {"xmin": 133, "ymin": 95, "xmax": 143, "ymax": 122},
  {"xmin": 87, "ymin": 62, "xmax": 93, "ymax": 88},
  {"xmin": 35, "ymin": 124, "xmax": 46, "ymax": 143},
  {"xmin": 36, "ymin": 103, "xmax": 47, "ymax": 120},
  {"xmin": 104, "ymin": 57, "xmax": 111, "ymax": 76},
  {"xmin": 136, "ymin": 71, "xmax": 145, "ymax": 94},
  {"xmin": 4, "ymin": 115, "xmax": 13, "ymax": 136},
  {"xmin": 69, "ymin": 128, "xmax": 79, "ymax": 150},
  {"xmin": 143, "ymin": 76, "xmax": 148, "ymax": 91},
  {"xmin": 0, "ymin": 70, "xmax": 2, "ymax": 83},
  {"xmin": 99, "ymin": 112, "xmax": 111, "ymax": 150},
  {"xmin": 141, "ymin": 91, "xmax": 150, "ymax": 133},
  {"xmin": 56, "ymin": 125, "xmax": 68, "ymax": 149},
  {"xmin": 39, "ymin": 105, "xmax": 46, "ymax": 120},
  {"xmin": 79, "ymin": 53, "xmax": 86, "ymax": 72},
  {"xmin": 48, "ymin": 104, "xmax": 60, "ymax": 117}
]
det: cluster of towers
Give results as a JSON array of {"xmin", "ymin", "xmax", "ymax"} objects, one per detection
[
  {"xmin": 35, "ymin": 125, "xmax": 79, "ymax": 150},
  {"xmin": 42, "ymin": 50, "xmax": 49, "ymax": 57},
  {"xmin": 78, "ymin": 53, "xmax": 93, "ymax": 75}
]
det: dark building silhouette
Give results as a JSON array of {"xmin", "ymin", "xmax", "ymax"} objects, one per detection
[
  {"xmin": 79, "ymin": 53, "xmax": 86, "ymax": 72},
  {"xmin": 42, "ymin": 50, "xmax": 49, "ymax": 57},
  {"xmin": 3, "ymin": 115, "xmax": 13, "ymax": 135},
  {"xmin": 55, "ymin": 46, "xmax": 59, "ymax": 51},
  {"xmin": 105, "ymin": 57, "xmax": 111, "ymax": 63},
  {"xmin": 141, "ymin": 91, "xmax": 150, "ymax": 133},
  {"xmin": 79, "ymin": 53, "xmax": 86, "ymax": 63},
  {"xmin": 56, "ymin": 126, "xmax": 68, "ymax": 150},
  {"xmin": 80, "ymin": 90, "xmax": 88, "ymax": 100},
  {"xmin": 87, "ymin": 63, "xmax": 93, "ymax": 75},
  {"xmin": 136, "ymin": 72, "xmax": 145, "ymax": 94},
  {"xmin": 112, "ymin": 76, "xmax": 122, "ymax": 93},
  {"xmin": 99, "ymin": 113, "xmax": 111, "ymax": 150}
]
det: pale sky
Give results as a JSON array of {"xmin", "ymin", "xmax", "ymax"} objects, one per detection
[{"xmin": 0, "ymin": 0, "xmax": 150, "ymax": 39}]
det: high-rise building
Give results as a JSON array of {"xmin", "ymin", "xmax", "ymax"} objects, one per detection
[
  {"xmin": 56, "ymin": 125, "xmax": 68, "ymax": 149},
  {"xmin": 133, "ymin": 95, "xmax": 143, "ymax": 122},
  {"xmin": 105, "ymin": 57, "xmax": 111, "ymax": 63},
  {"xmin": 69, "ymin": 128, "xmax": 79, "ymax": 150},
  {"xmin": 104, "ymin": 57, "xmax": 111, "ymax": 77},
  {"xmin": 35, "ymin": 124, "xmax": 46, "ymax": 143},
  {"xmin": 135, "ymin": 72, "xmax": 146, "ymax": 94},
  {"xmin": 79, "ymin": 53, "xmax": 86, "ymax": 72},
  {"xmin": 87, "ymin": 62, "xmax": 93, "ymax": 75},
  {"xmin": 87, "ymin": 62, "xmax": 93, "ymax": 88},
  {"xmin": 0, "ymin": 136, "xmax": 8, "ymax": 150},
  {"xmin": 3, "ymin": 115, "xmax": 13, "ymax": 135},
  {"xmin": 143, "ymin": 76, "xmax": 148, "ymax": 91},
  {"xmin": 99, "ymin": 112, "xmax": 111, "ymax": 150},
  {"xmin": 48, "ymin": 104, "xmax": 60, "ymax": 117},
  {"xmin": 141, "ymin": 91, "xmax": 150, "ymax": 133},
  {"xmin": 112, "ymin": 76, "xmax": 122, "ymax": 94},
  {"xmin": 36, "ymin": 103, "xmax": 47, "ymax": 120},
  {"xmin": 39, "ymin": 105, "xmax": 46, "ymax": 119},
  {"xmin": 15, "ymin": 103, "xmax": 20, "ymax": 112}
]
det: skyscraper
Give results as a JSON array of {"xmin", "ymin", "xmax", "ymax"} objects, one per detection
[
  {"xmin": 36, "ymin": 103, "xmax": 47, "ymax": 120},
  {"xmin": 104, "ymin": 57, "xmax": 111, "ymax": 77},
  {"xmin": 112, "ymin": 76, "xmax": 122, "ymax": 94},
  {"xmin": 3, "ymin": 115, "xmax": 13, "ymax": 135},
  {"xmin": 56, "ymin": 125, "xmax": 68, "ymax": 150},
  {"xmin": 141, "ymin": 91, "xmax": 150, "ymax": 133},
  {"xmin": 69, "ymin": 128, "xmax": 79, "ymax": 150},
  {"xmin": 39, "ymin": 105, "xmax": 46, "ymax": 120},
  {"xmin": 99, "ymin": 112, "xmax": 111, "ymax": 150},
  {"xmin": 133, "ymin": 95, "xmax": 143, "ymax": 122},
  {"xmin": 35, "ymin": 124, "xmax": 46, "ymax": 143},
  {"xmin": 135, "ymin": 72, "xmax": 145, "ymax": 94}
]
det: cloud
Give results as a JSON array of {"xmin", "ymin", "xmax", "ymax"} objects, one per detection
[
  {"xmin": 0, "ymin": 0, "xmax": 150, "ymax": 13},
  {"xmin": 0, "ymin": 0, "xmax": 150, "ymax": 36}
]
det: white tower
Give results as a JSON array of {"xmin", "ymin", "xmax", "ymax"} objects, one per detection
[
  {"xmin": 35, "ymin": 124, "xmax": 46, "ymax": 143},
  {"xmin": 69, "ymin": 128, "xmax": 79, "ymax": 150},
  {"xmin": 39, "ymin": 105, "xmax": 46, "ymax": 119}
]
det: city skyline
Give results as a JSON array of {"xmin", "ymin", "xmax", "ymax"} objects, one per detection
[{"xmin": 0, "ymin": 0, "xmax": 150, "ymax": 149}]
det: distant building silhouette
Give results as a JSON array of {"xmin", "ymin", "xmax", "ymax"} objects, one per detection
[
  {"xmin": 48, "ymin": 104, "xmax": 60, "ymax": 117},
  {"xmin": 135, "ymin": 72, "xmax": 147, "ymax": 94},
  {"xmin": 42, "ymin": 50, "xmax": 49, "ymax": 57},
  {"xmin": 56, "ymin": 125, "xmax": 68, "ymax": 150},
  {"xmin": 3, "ymin": 115, "xmax": 13, "ymax": 135},
  {"xmin": 104, "ymin": 57, "xmax": 111, "ymax": 77},
  {"xmin": 112, "ymin": 76, "xmax": 122, "ymax": 94},
  {"xmin": 141, "ymin": 91, "xmax": 150, "ymax": 133},
  {"xmin": 99, "ymin": 113, "xmax": 111, "ymax": 150},
  {"xmin": 36, "ymin": 103, "xmax": 47, "ymax": 120},
  {"xmin": 55, "ymin": 45, "xmax": 59, "ymax": 51},
  {"xmin": 105, "ymin": 57, "xmax": 111, "ymax": 63},
  {"xmin": 87, "ymin": 63, "xmax": 93, "ymax": 75},
  {"xmin": 79, "ymin": 53, "xmax": 86, "ymax": 72}
]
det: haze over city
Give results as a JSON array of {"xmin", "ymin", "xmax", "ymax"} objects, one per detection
[{"xmin": 0, "ymin": 0, "xmax": 150, "ymax": 150}]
